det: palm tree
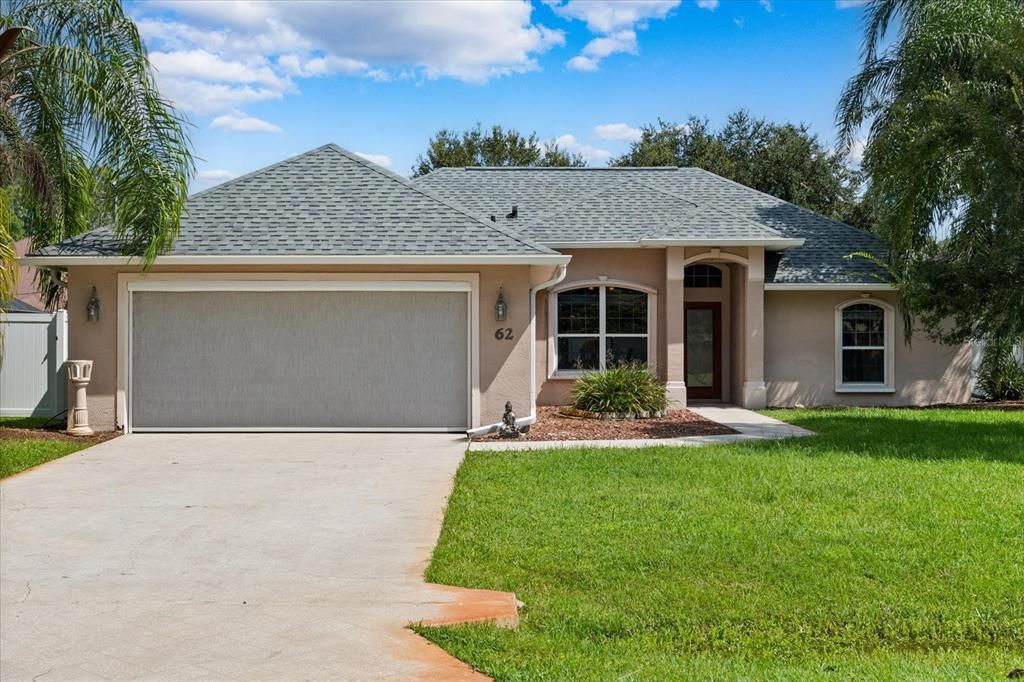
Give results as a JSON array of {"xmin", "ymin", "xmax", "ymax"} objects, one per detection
[
  {"xmin": 1, "ymin": 0, "xmax": 193, "ymax": 309},
  {"xmin": 836, "ymin": 0, "xmax": 1024, "ymax": 347}
]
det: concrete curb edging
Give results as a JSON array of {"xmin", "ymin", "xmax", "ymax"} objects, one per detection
[
  {"xmin": 404, "ymin": 585, "xmax": 520, "ymax": 681},
  {"xmin": 469, "ymin": 405, "xmax": 814, "ymax": 451}
]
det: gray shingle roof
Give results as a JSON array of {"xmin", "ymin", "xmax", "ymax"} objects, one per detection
[
  {"xmin": 414, "ymin": 167, "xmax": 889, "ymax": 284},
  {"xmin": 32, "ymin": 145, "xmax": 557, "ymax": 259}
]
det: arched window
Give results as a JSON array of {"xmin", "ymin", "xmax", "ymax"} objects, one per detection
[
  {"xmin": 553, "ymin": 283, "xmax": 654, "ymax": 373},
  {"xmin": 684, "ymin": 264, "xmax": 723, "ymax": 288},
  {"xmin": 836, "ymin": 300, "xmax": 895, "ymax": 391}
]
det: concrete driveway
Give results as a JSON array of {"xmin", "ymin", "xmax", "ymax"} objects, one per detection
[{"xmin": 1, "ymin": 434, "xmax": 512, "ymax": 681}]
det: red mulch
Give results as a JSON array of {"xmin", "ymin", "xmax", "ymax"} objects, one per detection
[
  {"xmin": 0, "ymin": 427, "xmax": 119, "ymax": 444},
  {"xmin": 483, "ymin": 406, "xmax": 736, "ymax": 441}
]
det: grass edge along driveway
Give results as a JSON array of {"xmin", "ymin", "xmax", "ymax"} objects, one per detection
[
  {"xmin": 417, "ymin": 408, "xmax": 1024, "ymax": 681},
  {"xmin": 0, "ymin": 417, "xmax": 103, "ymax": 478}
]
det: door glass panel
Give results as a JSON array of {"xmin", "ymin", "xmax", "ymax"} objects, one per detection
[{"xmin": 686, "ymin": 308, "xmax": 714, "ymax": 387}]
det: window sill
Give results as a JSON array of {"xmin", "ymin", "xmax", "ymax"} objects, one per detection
[
  {"xmin": 834, "ymin": 385, "xmax": 896, "ymax": 394},
  {"xmin": 550, "ymin": 371, "xmax": 586, "ymax": 381}
]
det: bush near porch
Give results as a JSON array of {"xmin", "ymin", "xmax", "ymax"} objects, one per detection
[
  {"xmin": 418, "ymin": 408, "xmax": 1024, "ymax": 680},
  {"xmin": 568, "ymin": 362, "xmax": 669, "ymax": 417}
]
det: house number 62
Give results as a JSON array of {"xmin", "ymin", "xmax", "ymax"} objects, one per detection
[{"xmin": 494, "ymin": 328, "xmax": 513, "ymax": 340}]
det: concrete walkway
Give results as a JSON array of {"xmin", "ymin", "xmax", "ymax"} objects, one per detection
[
  {"xmin": 470, "ymin": 404, "xmax": 813, "ymax": 451},
  {"xmin": 1, "ymin": 433, "xmax": 513, "ymax": 681}
]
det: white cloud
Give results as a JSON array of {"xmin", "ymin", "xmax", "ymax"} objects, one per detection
[
  {"xmin": 139, "ymin": 1, "xmax": 564, "ymax": 86},
  {"xmin": 354, "ymin": 152, "xmax": 393, "ymax": 168},
  {"xmin": 549, "ymin": 0, "xmax": 679, "ymax": 71},
  {"xmin": 555, "ymin": 134, "xmax": 611, "ymax": 163},
  {"xmin": 581, "ymin": 30, "xmax": 638, "ymax": 58},
  {"xmin": 192, "ymin": 168, "xmax": 237, "ymax": 190},
  {"xmin": 846, "ymin": 137, "xmax": 867, "ymax": 164},
  {"xmin": 551, "ymin": 0, "xmax": 679, "ymax": 33},
  {"xmin": 733, "ymin": 16, "xmax": 745, "ymax": 28},
  {"xmin": 759, "ymin": 0, "xmax": 773, "ymax": 11},
  {"xmin": 567, "ymin": 55, "xmax": 599, "ymax": 72},
  {"xmin": 835, "ymin": 0, "xmax": 869, "ymax": 8},
  {"xmin": 158, "ymin": 78, "xmax": 284, "ymax": 115},
  {"xmin": 150, "ymin": 49, "xmax": 288, "ymax": 88},
  {"xmin": 696, "ymin": 0, "xmax": 719, "ymax": 9},
  {"xmin": 210, "ymin": 112, "xmax": 282, "ymax": 133},
  {"xmin": 595, "ymin": 123, "xmax": 642, "ymax": 142},
  {"xmin": 278, "ymin": 53, "xmax": 368, "ymax": 78}
]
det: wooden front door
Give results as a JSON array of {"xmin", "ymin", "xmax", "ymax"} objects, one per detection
[{"xmin": 685, "ymin": 302, "xmax": 722, "ymax": 400}]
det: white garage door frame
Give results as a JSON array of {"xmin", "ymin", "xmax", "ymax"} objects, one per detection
[{"xmin": 116, "ymin": 273, "xmax": 480, "ymax": 433}]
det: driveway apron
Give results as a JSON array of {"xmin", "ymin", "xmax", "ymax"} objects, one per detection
[{"xmin": 0, "ymin": 433, "xmax": 492, "ymax": 680}]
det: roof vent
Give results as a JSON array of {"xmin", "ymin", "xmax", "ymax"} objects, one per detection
[
  {"xmin": 506, "ymin": 205, "xmax": 518, "ymax": 219},
  {"xmin": 489, "ymin": 215, "xmax": 496, "ymax": 222}
]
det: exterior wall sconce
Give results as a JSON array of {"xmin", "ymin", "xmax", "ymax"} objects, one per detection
[
  {"xmin": 87, "ymin": 286, "xmax": 100, "ymax": 322},
  {"xmin": 495, "ymin": 287, "xmax": 507, "ymax": 321}
]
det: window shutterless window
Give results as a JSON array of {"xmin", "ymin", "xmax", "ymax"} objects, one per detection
[
  {"xmin": 554, "ymin": 284, "xmax": 652, "ymax": 372},
  {"xmin": 684, "ymin": 263, "xmax": 723, "ymax": 288},
  {"xmin": 835, "ymin": 300, "xmax": 895, "ymax": 392}
]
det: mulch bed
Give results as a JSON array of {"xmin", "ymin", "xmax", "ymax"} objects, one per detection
[
  {"xmin": 0, "ymin": 426, "xmax": 119, "ymax": 445},
  {"xmin": 483, "ymin": 406, "xmax": 736, "ymax": 441}
]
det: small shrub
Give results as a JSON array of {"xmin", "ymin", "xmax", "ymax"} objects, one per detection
[
  {"xmin": 977, "ymin": 340, "xmax": 1024, "ymax": 401},
  {"xmin": 570, "ymin": 362, "xmax": 669, "ymax": 415}
]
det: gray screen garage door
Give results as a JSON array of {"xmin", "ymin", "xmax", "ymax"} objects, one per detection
[{"xmin": 130, "ymin": 288, "xmax": 469, "ymax": 430}]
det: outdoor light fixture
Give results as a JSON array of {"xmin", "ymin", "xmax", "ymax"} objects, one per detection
[
  {"xmin": 86, "ymin": 287, "xmax": 100, "ymax": 322},
  {"xmin": 495, "ymin": 287, "xmax": 507, "ymax": 321}
]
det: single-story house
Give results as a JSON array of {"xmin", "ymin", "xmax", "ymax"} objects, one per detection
[{"xmin": 22, "ymin": 144, "xmax": 971, "ymax": 433}]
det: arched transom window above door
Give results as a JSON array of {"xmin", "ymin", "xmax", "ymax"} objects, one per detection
[
  {"xmin": 684, "ymin": 263, "xmax": 723, "ymax": 288},
  {"xmin": 551, "ymin": 281, "xmax": 657, "ymax": 375}
]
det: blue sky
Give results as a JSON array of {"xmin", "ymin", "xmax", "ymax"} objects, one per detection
[{"xmin": 127, "ymin": 1, "xmax": 871, "ymax": 189}]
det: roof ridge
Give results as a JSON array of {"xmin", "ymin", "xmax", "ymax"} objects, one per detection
[
  {"xmin": 685, "ymin": 167, "xmax": 885, "ymax": 244},
  {"xmin": 321, "ymin": 145, "xmax": 557, "ymax": 255},
  {"xmin": 630, "ymin": 177, "xmax": 786, "ymax": 239},
  {"xmin": 188, "ymin": 144, "xmax": 338, "ymax": 200},
  {"xmin": 464, "ymin": 166, "xmax": 681, "ymax": 171}
]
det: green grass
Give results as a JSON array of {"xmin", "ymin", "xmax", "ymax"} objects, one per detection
[
  {"xmin": 0, "ymin": 416, "xmax": 52, "ymax": 429},
  {"xmin": 418, "ymin": 408, "xmax": 1024, "ymax": 680},
  {"xmin": 0, "ymin": 439, "xmax": 94, "ymax": 478}
]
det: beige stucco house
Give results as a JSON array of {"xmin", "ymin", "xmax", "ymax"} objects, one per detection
[{"xmin": 22, "ymin": 144, "xmax": 971, "ymax": 434}]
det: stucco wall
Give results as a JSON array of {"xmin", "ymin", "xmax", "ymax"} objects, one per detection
[
  {"xmin": 764, "ymin": 290, "xmax": 972, "ymax": 406},
  {"xmin": 66, "ymin": 264, "xmax": 546, "ymax": 431},
  {"xmin": 536, "ymin": 248, "xmax": 667, "ymax": 406}
]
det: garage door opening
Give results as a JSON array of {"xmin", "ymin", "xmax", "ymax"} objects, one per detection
[{"xmin": 128, "ymin": 282, "xmax": 472, "ymax": 432}]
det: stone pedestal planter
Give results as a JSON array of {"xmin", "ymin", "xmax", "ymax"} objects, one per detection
[{"xmin": 67, "ymin": 360, "xmax": 94, "ymax": 436}]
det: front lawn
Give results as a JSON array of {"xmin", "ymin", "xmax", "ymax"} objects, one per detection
[
  {"xmin": 0, "ymin": 418, "xmax": 113, "ymax": 478},
  {"xmin": 419, "ymin": 408, "xmax": 1024, "ymax": 680}
]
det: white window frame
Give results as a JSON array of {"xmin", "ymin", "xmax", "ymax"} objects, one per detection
[
  {"xmin": 549, "ymin": 278, "xmax": 658, "ymax": 379},
  {"xmin": 835, "ymin": 297, "xmax": 895, "ymax": 393}
]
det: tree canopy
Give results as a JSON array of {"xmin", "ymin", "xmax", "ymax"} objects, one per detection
[
  {"xmin": 612, "ymin": 110, "xmax": 866, "ymax": 228},
  {"xmin": 1, "ymin": 0, "xmax": 193, "ymax": 307},
  {"xmin": 412, "ymin": 124, "xmax": 586, "ymax": 177},
  {"xmin": 837, "ymin": 0, "xmax": 1024, "ymax": 347}
]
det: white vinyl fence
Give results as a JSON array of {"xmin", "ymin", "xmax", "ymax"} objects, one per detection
[{"xmin": 1, "ymin": 311, "xmax": 68, "ymax": 417}]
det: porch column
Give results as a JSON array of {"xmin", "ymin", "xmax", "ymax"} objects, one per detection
[
  {"xmin": 665, "ymin": 247, "xmax": 687, "ymax": 405},
  {"xmin": 742, "ymin": 246, "xmax": 768, "ymax": 408}
]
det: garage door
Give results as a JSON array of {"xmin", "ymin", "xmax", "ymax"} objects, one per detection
[{"xmin": 129, "ymin": 285, "xmax": 469, "ymax": 431}]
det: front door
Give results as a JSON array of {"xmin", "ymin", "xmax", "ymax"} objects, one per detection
[{"xmin": 685, "ymin": 302, "xmax": 722, "ymax": 400}]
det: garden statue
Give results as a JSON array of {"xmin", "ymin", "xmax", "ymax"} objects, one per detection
[{"xmin": 498, "ymin": 401, "xmax": 521, "ymax": 438}]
